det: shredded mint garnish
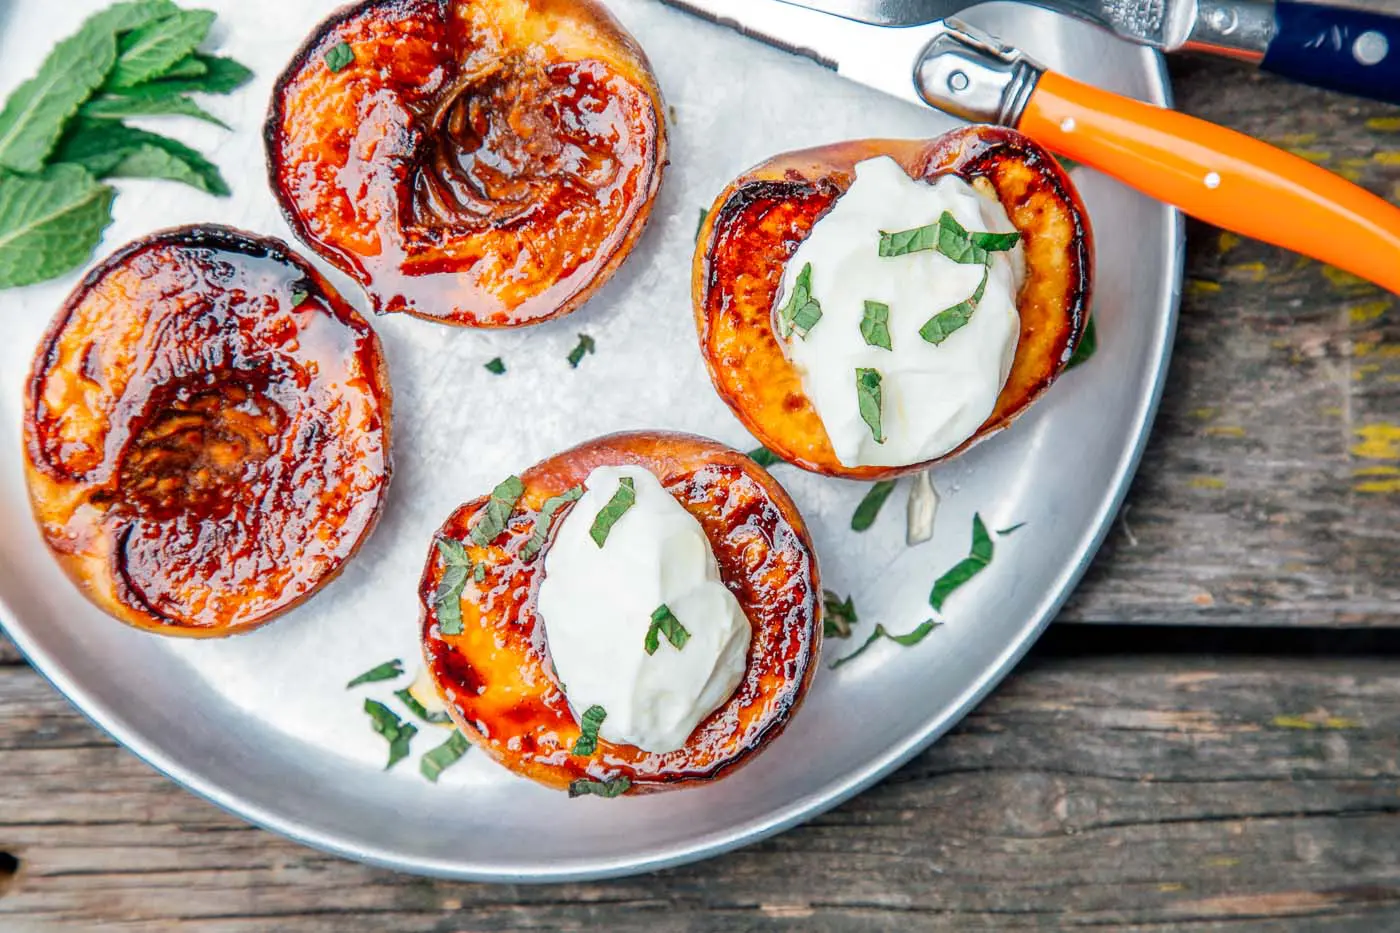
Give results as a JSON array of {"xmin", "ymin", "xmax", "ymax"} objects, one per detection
[
  {"xmin": 919, "ymin": 264, "xmax": 990, "ymax": 346},
  {"xmin": 589, "ymin": 477, "xmax": 636, "ymax": 547},
  {"xmin": 520, "ymin": 485, "xmax": 584, "ymax": 561},
  {"xmin": 324, "ymin": 41, "xmax": 355, "ymax": 74},
  {"xmin": 470, "ymin": 475, "xmax": 524, "ymax": 547},
  {"xmin": 831, "ymin": 620, "xmax": 941, "ymax": 669},
  {"xmin": 851, "ymin": 480, "xmax": 897, "ymax": 532},
  {"xmin": 364, "ymin": 699, "xmax": 417, "ymax": 771},
  {"xmin": 645, "ymin": 604, "xmax": 690, "ymax": 654},
  {"xmin": 823, "ymin": 590, "xmax": 858, "ymax": 639},
  {"xmin": 855, "ymin": 368, "xmax": 884, "ymax": 444},
  {"xmin": 571, "ymin": 705, "xmax": 607, "ymax": 756},
  {"xmin": 346, "ymin": 659, "xmax": 403, "ymax": 688},
  {"xmin": 776, "ymin": 262, "xmax": 822, "ymax": 339},
  {"xmin": 860, "ymin": 300, "xmax": 892, "ymax": 350},
  {"xmin": 929, "ymin": 513, "xmax": 994, "ymax": 611},
  {"xmin": 568, "ymin": 776, "xmax": 631, "ymax": 798},
  {"xmin": 420, "ymin": 730, "xmax": 470, "ymax": 782},
  {"xmin": 567, "ymin": 333, "xmax": 595, "ymax": 368}
]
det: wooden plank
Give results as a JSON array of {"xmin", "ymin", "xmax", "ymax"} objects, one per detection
[
  {"xmin": 1060, "ymin": 57, "xmax": 1400, "ymax": 627},
  {"xmin": 2, "ymin": 656, "xmax": 1398, "ymax": 931}
]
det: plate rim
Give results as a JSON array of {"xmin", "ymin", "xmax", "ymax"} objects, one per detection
[{"xmin": 0, "ymin": 50, "xmax": 1183, "ymax": 885}]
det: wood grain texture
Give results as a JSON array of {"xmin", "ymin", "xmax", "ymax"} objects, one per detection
[
  {"xmin": 1060, "ymin": 57, "xmax": 1400, "ymax": 627},
  {"xmin": 1, "ymin": 655, "xmax": 1398, "ymax": 931}
]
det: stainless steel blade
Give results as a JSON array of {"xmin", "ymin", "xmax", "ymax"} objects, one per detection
[
  {"xmin": 655, "ymin": 0, "xmax": 948, "ymax": 108},
  {"xmin": 774, "ymin": 0, "xmax": 1203, "ymax": 49}
]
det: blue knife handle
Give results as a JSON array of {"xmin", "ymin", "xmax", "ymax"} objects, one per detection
[{"xmin": 1261, "ymin": 0, "xmax": 1400, "ymax": 105}]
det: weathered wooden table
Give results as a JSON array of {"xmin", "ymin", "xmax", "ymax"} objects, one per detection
[{"xmin": 3, "ymin": 57, "xmax": 1399, "ymax": 932}]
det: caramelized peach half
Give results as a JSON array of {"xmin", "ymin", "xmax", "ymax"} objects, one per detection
[
  {"xmin": 267, "ymin": 0, "xmax": 667, "ymax": 328},
  {"xmin": 419, "ymin": 432, "xmax": 821, "ymax": 794},
  {"xmin": 23, "ymin": 226, "xmax": 392, "ymax": 637},
  {"xmin": 694, "ymin": 125, "xmax": 1093, "ymax": 479}
]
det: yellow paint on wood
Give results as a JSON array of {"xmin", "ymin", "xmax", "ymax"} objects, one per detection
[
  {"xmin": 1354, "ymin": 364, "xmax": 1381, "ymax": 381},
  {"xmin": 1357, "ymin": 479, "xmax": 1400, "ymax": 494},
  {"xmin": 1352, "ymin": 424, "xmax": 1400, "ymax": 459},
  {"xmin": 1374, "ymin": 151, "xmax": 1400, "ymax": 167},
  {"xmin": 1348, "ymin": 299, "xmax": 1391, "ymax": 323},
  {"xmin": 1354, "ymin": 466, "xmax": 1400, "ymax": 477},
  {"xmin": 1287, "ymin": 149, "xmax": 1332, "ymax": 164},
  {"xmin": 1322, "ymin": 406, "xmax": 1344, "ymax": 417},
  {"xmin": 1271, "ymin": 133, "xmax": 1318, "ymax": 146},
  {"xmin": 1272, "ymin": 715, "xmax": 1361, "ymax": 730},
  {"xmin": 1159, "ymin": 883, "xmax": 1186, "ymax": 893},
  {"xmin": 1354, "ymin": 343, "xmax": 1400, "ymax": 359},
  {"xmin": 1192, "ymin": 407, "xmax": 1218, "ymax": 420},
  {"xmin": 1230, "ymin": 261, "xmax": 1269, "ymax": 282},
  {"xmin": 1217, "ymin": 231, "xmax": 1242, "ymax": 254},
  {"xmin": 1368, "ymin": 117, "xmax": 1400, "ymax": 132},
  {"xmin": 1190, "ymin": 476, "xmax": 1226, "ymax": 489},
  {"xmin": 1207, "ymin": 858, "xmax": 1241, "ymax": 868},
  {"xmin": 1187, "ymin": 279, "xmax": 1223, "ymax": 297},
  {"xmin": 1322, "ymin": 266, "xmax": 1371, "ymax": 290},
  {"xmin": 1205, "ymin": 425, "xmax": 1247, "ymax": 438}
]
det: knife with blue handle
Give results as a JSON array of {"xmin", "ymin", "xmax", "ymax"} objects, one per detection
[{"xmin": 784, "ymin": 0, "xmax": 1400, "ymax": 105}]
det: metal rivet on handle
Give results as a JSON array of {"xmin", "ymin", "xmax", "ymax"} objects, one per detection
[
  {"xmin": 1205, "ymin": 172, "xmax": 1222, "ymax": 189},
  {"xmin": 1353, "ymin": 31, "xmax": 1389, "ymax": 67}
]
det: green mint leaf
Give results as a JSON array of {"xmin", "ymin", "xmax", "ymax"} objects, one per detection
[
  {"xmin": 56, "ymin": 119, "xmax": 229, "ymax": 195},
  {"xmin": 567, "ymin": 333, "xmax": 595, "ymax": 368},
  {"xmin": 520, "ymin": 485, "xmax": 584, "ymax": 561},
  {"xmin": 113, "ymin": 54, "xmax": 253, "ymax": 98},
  {"xmin": 851, "ymin": 480, "xmax": 897, "ymax": 532},
  {"xmin": 346, "ymin": 659, "xmax": 403, "ymax": 688},
  {"xmin": 0, "ymin": 165, "xmax": 114, "ymax": 289},
  {"xmin": 823, "ymin": 590, "xmax": 858, "ymax": 639},
  {"xmin": 419, "ymin": 730, "xmax": 470, "ymax": 782},
  {"xmin": 860, "ymin": 300, "xmax": 892, "ymax": 350},
  {"xmin": 919, "ymin": 263, "xmax": 989, "ymax": 346},
  {"xmin": 290, "ymin": 290, "xmax": 309, "ymax": 307},
  {"xmin": 396, "ymin": 687, "xmax": 452, "ymax": 725},
  {"xmin": 91, "ymin": 1, "xmax": 183, "ymax": 32},
  {"xmin": 109, "ymin": 10, "xmax": 216, "ymax": 89},
  {"xmin": 997, "ymin": 522, "xmax": 1027, "ymax": 536},
  {"xmin": 694, "ymin": 206, "xmax": 708, "ymax": 243},
  {"xmin": 420, "ymin": 730, "xmax": 470, "ymax": 782},
  {"xmin": 855, "ymin": 367, "xmax": 884, "ymax": 444},
  {"xmin": 436, "ymin": 536, "xmax": 470, "ymax": 568},
  {"xmin": 484, "ymin": 357, "xmax": 506, "ymax": 375},
  {"xmin": 568, "ymin": 776, "xmax": 631, "ymax": 798},
  {"xmin": 645, "ymin": 604, "xmax": 690, "ymax": 655},
  {"xmin": 324, "ymin": 41, "xmax": 355, "ymax": 73},
  {"xmin": 879, "ymin": 211, "xmax": 1018, "ymax": 264},
  {"xmin": 433, "ymin": 563, "xmax": 468, "ymax": 603},
  {"xmin": 80, "ymin": 93, "xmax": 228, "ymax": 128},
  {"xmin": 157, "ymin": 55, "xmax": 207, "ymax": 80},
  {"xmin": 470, "ymin": 475, "xmax": 524, "ymax": 547},
  {"xmin": 0, "ymin": 23, "xmax": 118, "ymax": 173},
  {"xmin": 571, "ymin": 705, "xmax": 607, "ymax": 757},
  {"xmin": 1055, "ymin": 155, "xmax": 1081, "ymax": 174},
  {"xmin": 1066, "ymin": 316, "xmax": 1097, "ymax": 370},
  {"xmin": 777, "ymin": 262, "xmax": 822, "ymax": 339},
  {"xmin": 747, "ymin": 446, "xmax": 781, "ymax": 468},
  {"xmin": 831, "ymin": 620, "xmax": 941, "ymax": 669},
  {"xmin": 589, "ymin": 476, "xmax": 636, "ymax": 547},
  {"xmin": 473, "ymin": 562, "xmax": 486, "ymax": 583},
  {"xmin": 929, "ymin": 513, "xmax": 993, "ymax": 611},
  {"xmin": 364, "ymin": 699, "xmax": 417, "ymax": 771}
]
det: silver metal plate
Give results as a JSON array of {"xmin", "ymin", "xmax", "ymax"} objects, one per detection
[{"xmin": 0, "ymin": 0, "xmax": 1181, "ymax": 881}]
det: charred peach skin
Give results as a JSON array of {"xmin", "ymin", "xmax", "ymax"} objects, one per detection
[
  {"xmin": 419, "ymin": 432, "xmax": 821, "ymax": 794},
  {"xmin": 694, "ymin": 126, "xmax": 1093, "ymax": 480},
  {"xmin": 23, "ymin": 226, "xmax": 392, "ymax": 637},
  {"xmin": 267, "ymin": 0, "xmax": 667, "ymax": 328}
]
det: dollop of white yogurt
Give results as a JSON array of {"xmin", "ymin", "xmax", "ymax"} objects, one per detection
[
  {"xmin": 778, "ymin": 156, "xmax": 1025, "ymax": 467},
  {"xmin": 537, "ymin": 465, "xmax": 751, "ymax": 753}
]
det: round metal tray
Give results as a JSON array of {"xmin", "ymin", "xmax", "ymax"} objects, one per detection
[{"xmin": 0, "ymin": 0, "xmax": 1181, "ymax": 881}]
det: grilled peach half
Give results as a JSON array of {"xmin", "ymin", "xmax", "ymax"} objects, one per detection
[
  {"xmin": 419, "ymin": 431, "xmax": 821, "ymax": 794},
  {"xmin": 694, "ymin": 125, "xmax": 1093, "ymax": 480},
  {"xmin": 23, "ymin": 226, "xmax": 392, "ymax": 637},
  {"xmin": 266, "ymin": 0, "xmax": 667, "ymax": 328}
]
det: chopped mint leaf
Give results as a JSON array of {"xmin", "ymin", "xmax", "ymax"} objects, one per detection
[
  {"xmin": 589, "ymin": 477, "xmax": 635, "ymax": 547},
  {"xmin": 747, "ymin": 446, "xmax": 781, "ymax": 468},
  {"xmin": 645, "ymin": 604, "xmax": 690, "ymax": 655},
  {"xmin": 324, "ymin": 41, "xmax": 355, "ymax": 74},
  {"xmin": 929, "ymin": 513, "xmax": 994, "ymax": 611},
  {"xmin": 855, "ymin": 368, "xmax": 884, "ymax": 444},
  {"xmin": 879, "ymin": 211, "xmax": 1019, "ymax": 264},
  {"xmin": 346, "ymin": 659, "xmax": 403, "ymax": 688},
  {"xmin": 484, "ymin": 357, "xmax": 506, "ymax": 375},
  {"xmin": 520, "ymin": 485, "xmax": 584, "ymax": 561},
  {"xmin": 919, "ymin": 264, "xmax": 989, "ymax": 346},
  {"xmin": 851, "ymin": 480, "xmax": 897, "ymax": 532},
  {"xmin": 290, "ymin": 290, "xmax": 309, "ymax": 307},
  {"xmin": 860, "ymin": 300, "xmax": 892, "ymax": 350},
  {"xmin": 364, "ymin": 699, "xmax": 417, "ymax": 771},
  {"xmin": 420, "ymin": 730, "xmax": 470, "ymax": 782},
  {"xmin": 823, "ymin": 590, "xmax": 858, "ymax": 639},
  {"xmin": 568, "ymin": 776, "xmax": 631, "ymax": 798},
  {"xmin": 571, "ymin": 705, "xmax": 607, "ymax": 757},
  {"xmin": 831, "ymin": 620, "xmax": 941, "ymax": 669},
  {"xmin": 394, "ymin": 687, "xmax": 452, "ymax": 726},
  {"xmin": 1066, "ymin": 316, "xmax": 1097, "ymax": 370},
  {"xmin": 777, "ymin": 262, "xmax": 822, "ymax": 339},
  {"xmin": 470, "ymin": 475, "xmax": 524, "ymax": 547},
  {"xmin": 567, "ymin": 333, "xmax": 595, "ymax": 368}
]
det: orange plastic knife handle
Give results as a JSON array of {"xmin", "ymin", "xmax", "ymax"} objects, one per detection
[{"xmin": 1018, "ymin": 70, "xmax": 1400, "ymax": 296}]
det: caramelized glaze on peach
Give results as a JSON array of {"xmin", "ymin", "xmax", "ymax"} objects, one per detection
[
  {"xmin": 694, "ymin": 126, "xmax": 1093, "ymax": 479},
  {"xmin": 24, "ymin": 226, "xmax": 392, "ymax": 637},
  {"xmin": 419, "ymin": 432, "xmax": 821, "ymax": 793},
  {"xmin": 267, "ymin": 0, "xmax": 667, "ymax": 328}
]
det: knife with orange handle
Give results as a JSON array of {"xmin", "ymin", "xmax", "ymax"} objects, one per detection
[
  {"xmin": 921, "ymin": 19, "xmax": 1400, "ymax": 295},
  {"xmin": 658, "ymin": 1, "xmax": 1400, "ymax": 295}
]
